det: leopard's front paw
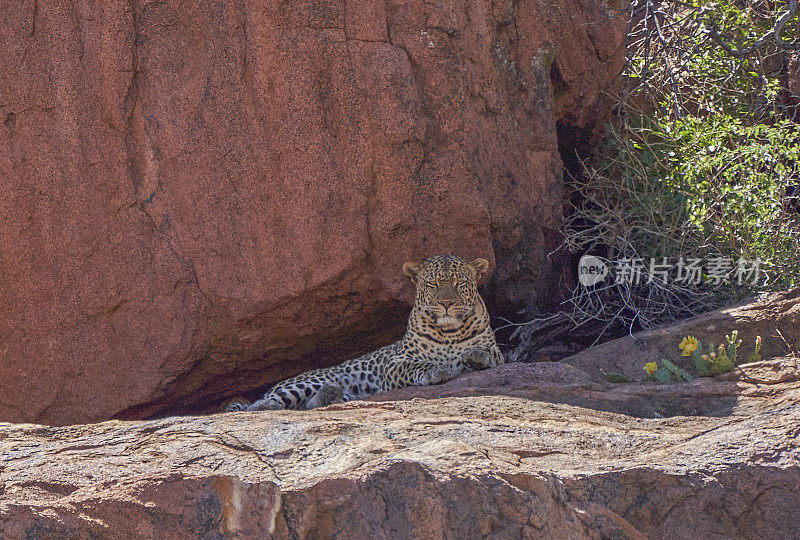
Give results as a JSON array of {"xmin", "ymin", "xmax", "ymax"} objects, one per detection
[
  {"xmin": 461, "ymin": 347, "xmax": 493, "ymax": 370},
  {"xmin": 416, "ymin": 365, "xmax": 452, "ymax": 386}
]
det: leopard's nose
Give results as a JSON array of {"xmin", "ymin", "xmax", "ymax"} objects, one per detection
[{"xmin": 439, "ymin": 300, "xmax": 455, "ymax": 310}]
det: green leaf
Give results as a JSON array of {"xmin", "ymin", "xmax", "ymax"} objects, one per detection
[
  {"xmin": 694, "ymin": 352, "xmax": 712, "ymax": 377},
  {"xmin": 601, "ymin": 370, "xmax": 634, "ymax": 383},
  {"xmin": 661, "ymin": 358, "xmax": 693, "ymax": 382},
  {"xmin": 655, "ymin": 367, "xmax": 673, "ymax": 383},
  {"xmin": 711, "ymin": 355, "xmax": 734, "ymax": 375}
]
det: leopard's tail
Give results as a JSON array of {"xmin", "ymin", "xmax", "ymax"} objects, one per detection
[
  {"xmin": 224, "ymin": 395, "xmax": 284, "ymax": 412},
  {"xmin": 222, "ymin": 397, "xmax": 252, "ymax": 413}
]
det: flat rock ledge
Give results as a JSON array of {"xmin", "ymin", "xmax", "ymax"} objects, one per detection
[{"xmin": 1, "ymin": 360, "xmax": 798, "ymax": 539}]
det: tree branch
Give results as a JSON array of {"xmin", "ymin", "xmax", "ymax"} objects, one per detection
[{"xmin": 706, "ymin": 0, "xmax": 800, "ymax": 58}]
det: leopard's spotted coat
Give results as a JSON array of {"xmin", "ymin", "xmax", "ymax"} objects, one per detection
[{"xmin": 226, "ymin": 255, "xmax": 504, "ymax": 412}]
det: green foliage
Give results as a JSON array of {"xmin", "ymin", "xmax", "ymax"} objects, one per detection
[
  {"xmin": 643, "ymin": 361, "xmax": 659, "ymax": 381},
  {"xmin": 725, "ymin": 330, "xmax": 742, "ymax": 365},
  {"xmin": 641, "ymin": 358, "xmax": 692, "ymax": 383},
  {"xmin": 602, "ymin": 369, "xmax": 634, "ymax": 383},
  {"xmin": 562, "ymin": 0, "xmax": 800, "ymax": 331},
  {"xmin": 632, "ymin": 0, "xmax": 799, "ymax": 120},
  {"xmin": 746, "ymin": 335, "xmax": 763, "ymax": 363},
  {"xmin": 625, "ymin": 117, "xmax": 800, "ymax": 288},
  {"xmin": 661, "ymin": 358, "xmax": 693, "ymax": 382},
  {"xmin": 586, "ymin": 110, "xmax": 800, "ymax": 289},
  {"xmin": 693, "ymin": 346, "xmax": 713, "ymax": 377},
  {"xmin": 694, "ymin": 342, "xmax": 732, "ymax": 376},
  {"xmin": 654, "ymin": 366, "xmax": 674, "ymax": 383},
  {"xmin": 712, "ymin": 344, "xmax": 735, "ymax": 375},
  {"xmin": 691, "ymin": 331, "xmax": 756, "ymax": 377}
]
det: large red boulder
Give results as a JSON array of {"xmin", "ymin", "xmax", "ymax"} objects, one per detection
[{"xmin": 0, "ymin": 0, "xmax": 625, "ymax": 425}]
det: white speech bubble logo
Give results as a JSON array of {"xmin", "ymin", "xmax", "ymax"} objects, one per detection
[{"xmin": 578, "ymin": 255, "xmax": 608, "ymax": 286}]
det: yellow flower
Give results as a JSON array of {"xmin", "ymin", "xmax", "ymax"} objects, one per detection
[
  {"xmin": 755, "ymin": 335, "xmax": 762, "ymax": 347},
  {"xmin": 644, "ymin": 362, "xmax": 658, "ymax": 376},
  {"xmin": 679, "ymin": 335, "xmax": 699, "ymax": 356}
]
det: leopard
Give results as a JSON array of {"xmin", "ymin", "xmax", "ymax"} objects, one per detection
[{"xmin": 225, "ymin": 254, "xmax": 505, "ymax": 412}]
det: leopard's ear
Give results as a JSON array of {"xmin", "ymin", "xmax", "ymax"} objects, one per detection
[
  {"xmin": 403, "ymin": 261, "xmax": 423, "ymax": 283},
  {"xmin": 469, "ymin": 258, "xmax": 490, "ymax": 278}
]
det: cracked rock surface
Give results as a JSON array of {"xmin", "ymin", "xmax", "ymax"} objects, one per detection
[
  {"xmin": 1, "ymin": 358, "xmax": 798, "ymax": 538},
  {"xmin": 0, "ymin": 0, "xmax": 626, "ymax": 425}
]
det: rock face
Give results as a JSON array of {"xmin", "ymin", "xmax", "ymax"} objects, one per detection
[
  {"xmin": 563, "ymin": 288, "xmax": 800, "ymax": 382},
  {"xmin": 1, "ymin": 359, "xmax": 798, "ymax": 539},
  {"xmin": 0, "ymin": 0, "xmax": 625, "ymax": 425}
]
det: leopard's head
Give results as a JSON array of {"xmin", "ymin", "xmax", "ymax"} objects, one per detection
[{"xmin": 402, "ymin": 255, "xmax": 490, "ymax": 330}]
